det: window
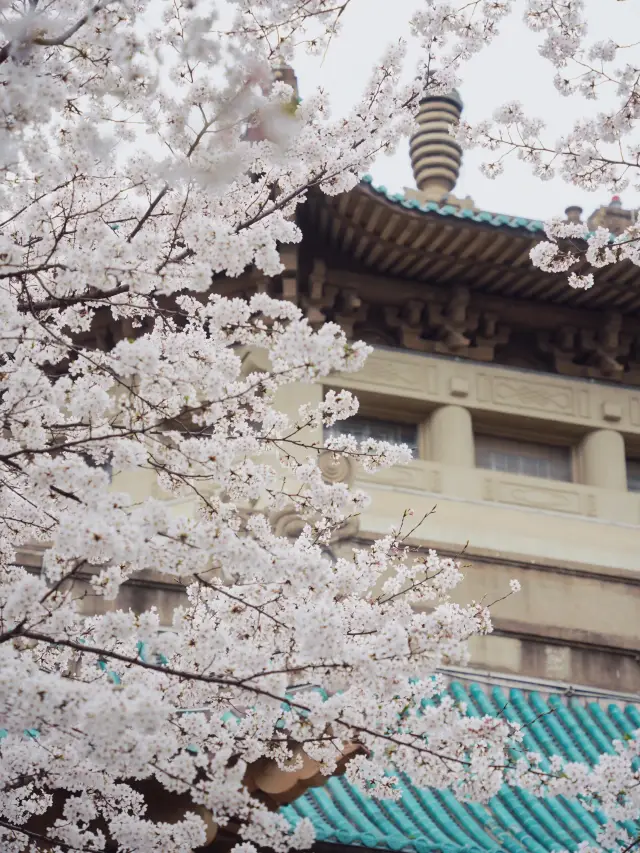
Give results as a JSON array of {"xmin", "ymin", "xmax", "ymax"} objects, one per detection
[
  {"xmin": 627, "ymin": 459, "xmax": 640, "ymax": 492},
  {"xmin": 325, "ymin": 416, "xmax": 419, "ymax": 455},
  {"xmin": 476, "ymin": 435, "xmax": 572, "ymax": 482}
]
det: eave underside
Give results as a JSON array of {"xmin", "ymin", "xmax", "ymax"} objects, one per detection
[{"xmin": 301, "ymin": 185, "xmax": 640, "ymax": 315}]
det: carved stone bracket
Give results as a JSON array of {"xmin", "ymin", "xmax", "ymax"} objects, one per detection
[
  {"xmin": 426, "ymin": 285, "xmax": 479, "ymax": 353},
  {"xmin": 333, "ymin": 287, "xmax": 369, "ymax": 338},
  {"xmin": 538, "ymin": 324, "xmax": 579, "ymax": 375},
  {"xmin": 303, "ymin": 259, "xmax": 334, "ymax": 326},
  {"xmin": 580, "ymin": 312, "xmax": 631, "ymax": 378},
  {"xmin": 539, "ymin": 313, "xmax": 632, "ymax": 381},
  {"xmin": 384, "ymin": 288, "xmax": 509, "ymax": 361},
  {"xmin": 302, "ymin": 261, "xmax": 368, "ymax": 336},
  {"xmin": 279, "ymin": 246, "xmax": 299, "ymax": 303},
  {"xmin": 384, "ymin": 298, "xmax": 429, "ymax": 351},
  {"xmin": 473, "ymin": 311, "xmax": 511, "ymax": 362}
]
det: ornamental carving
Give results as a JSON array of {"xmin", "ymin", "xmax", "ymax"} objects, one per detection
[
  {"xmin": 384, "ymin": 298, "xmax": 427, "ymax": 350},
  {"xmin": 270, "ymin": 506, "xmax": 359, "ymax": 543},
  {"xmin": 426, "ymin": 285, "xmax": 477, "ymax": 353},
  {"xmin": 302, "ymin": 262, "xmax": 368, "ymax": 335},
  {"xmin": 383, "ymin": 287, "xmax": 509, "ymax": 361},
  {"xmin": 483, "ymin": 477, "xmax": 584, "ymax": 515},
  {"xmin": 538, "ymin": 313, "xmax": 636, "ymax": 382},
  {"xmin": 297, "ymin": 258, "xmax": 640, "ymax": 385},
  {"xmin": 279, "ymin": 245, "xmax": 299, "ymax": 303},
  {"xmin": 318, "ymin": 450, "xmax": 356, "ymax": 486},
  {"xmin": 357, "ymin": 462, "xmax": 442, "ymax": 493},
  {"xmin": 331, "ymin": 350, "xmax": 438, "ymax": 394},
  {"xmin": 333, "ymin": 287, "xmax": 369, "ymax": 338},
  {"xmin": 303, "ymin": 258, "xmax": 333, "ymax": 326},
  {"xmin": 478, "ymin": 375, "xmax": 576, "ymax": 415}
]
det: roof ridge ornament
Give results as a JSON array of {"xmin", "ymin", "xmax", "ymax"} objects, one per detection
[
  {"xmin": 403, "ymin": 86, "xmax": 476, "ymax": 212},
  {"xmin": 587, "ymin": 194, "xmax": 638, "ymax": 236}
]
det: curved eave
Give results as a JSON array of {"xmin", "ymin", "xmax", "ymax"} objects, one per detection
[{"xmin": 301, "ymin": 179, "xmax": 640, "ymax": 315}]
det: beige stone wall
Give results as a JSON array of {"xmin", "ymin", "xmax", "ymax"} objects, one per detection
[
  {"xmin": 320, "ymin": 346, "xmax": 640, "ymax": 693},
  {"xmin": 20, "ymin": 344, "xmax": 639, "ymax": 693}
]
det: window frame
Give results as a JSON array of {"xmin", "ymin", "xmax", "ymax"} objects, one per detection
[
  {"xmin": 324, "ymin": 414, "xmax": 420, "ymax": 457},
  {"xmin": 475, "ymin": 432, "xmax": 575, "ymax": 483}
]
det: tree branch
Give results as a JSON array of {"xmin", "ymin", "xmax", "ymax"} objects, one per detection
[{"xmin": 0, "ymin": 0, "xmax": 116, "ymax": 64}]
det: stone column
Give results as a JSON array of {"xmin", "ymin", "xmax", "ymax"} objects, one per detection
[
  {"xmin": 427, "ymin": 404, "xmax": 475, "ymax": 466},
  {"xmin": 578, "ymin": 428, "xmax": 627, "ymax": 490}
]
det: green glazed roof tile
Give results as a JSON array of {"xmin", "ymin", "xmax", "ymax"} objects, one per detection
[
  {"xmin": 626, "ymin": 706, "xmax": 640, "ymax": 728},
  {"xmin": 282, "ymin": 681, "xmax": 639, "ymax": 853},
  {"xmin": 357, "ymin": 175, "xmax": 547, "ymax": 234}
]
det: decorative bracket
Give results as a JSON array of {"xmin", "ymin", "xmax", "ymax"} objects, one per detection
[
  {"xmin": 385, "ymin": 289, "xmax": 509, "ymax": 361},
  {"xmin": 539, "ymin": 313, "xmax": 630, "ymax": 381}
]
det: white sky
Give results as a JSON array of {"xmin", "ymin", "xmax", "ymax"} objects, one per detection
[{"xmin": 292, "ymin": 0, "xmax": 640, "ymax": 221}]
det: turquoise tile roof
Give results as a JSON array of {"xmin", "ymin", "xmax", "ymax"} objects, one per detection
[
  {"xmin": 360, "ymin": 175, "xmax": 546, "ymax": 234},
  {"xmin": 282, "ymin": 681, "xmax": 640, "ymax": 853}
]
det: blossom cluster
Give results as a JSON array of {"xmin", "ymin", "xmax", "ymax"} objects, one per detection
[
  {"xmin": 0, "ymin": 0, "xmax": 517, "ymax": 843},
  {"xmin": 0, "ymin": 282, "xmax": 521, "ymax": 851},
  {"xmin": 529, "ymin": 217, "xmax": 640, "ymax": 289}
]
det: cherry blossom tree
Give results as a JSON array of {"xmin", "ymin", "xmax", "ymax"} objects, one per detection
[
  {"xmin": 0, "ymin": 0, "xmax": 638, "ymax": 851},
  {"xmin": 0, "ymin": 0, "xmax": 524, "ymax": 849}
]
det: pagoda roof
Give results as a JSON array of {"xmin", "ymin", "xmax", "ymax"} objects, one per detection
[
  {"xmin": 301, "ymin": 178, "xmax": 640, "ymax": 315},
  {"xmin": 282, "ymin": 680, "xmax": 640, "ymax": 853}
]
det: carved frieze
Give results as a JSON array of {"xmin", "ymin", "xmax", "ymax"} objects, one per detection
[
  {"xmin": 483, "ymin": 477, "xmax": 586, "ymax": 515},
  {"xmin": 356, "ymin": 461, "xmax": 442, "ymax": 493},
  {"xmin": 476, "ymin": 373, "xmax": 582, "ymax": 417}
]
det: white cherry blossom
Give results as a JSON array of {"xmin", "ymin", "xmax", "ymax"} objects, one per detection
[{"xmin": 1, "ymin": 1, "xmax": 638, "ymax": 851}]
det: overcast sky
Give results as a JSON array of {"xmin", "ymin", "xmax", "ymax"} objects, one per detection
[{"xmin": 292, "ymin": 0, "xmax": 640, "ymax": 222}]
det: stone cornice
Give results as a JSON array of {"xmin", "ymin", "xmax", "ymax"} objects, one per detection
[{"xmin": 325, "ymin": 345, "xmax": 640, "ymax": 443}]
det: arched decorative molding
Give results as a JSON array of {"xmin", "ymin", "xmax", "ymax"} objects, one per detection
[
  {"xmin": 318, "ymin": 450, "xmax": 356, "ymax": 487},
  {"xmin": 270, "ymin": 507, "xmax": 360, "ymax": 543}
]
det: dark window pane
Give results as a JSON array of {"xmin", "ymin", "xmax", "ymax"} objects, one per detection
[
  {"xmin": 476, "ymin": 435, "xmax": 572, "ymax": 482},
  {"xmin": 325, "ymin": 416, "xmax": 418, "ymax": 456},
  {"xmin": 627, "ymin": 459, "xmax": 640, "ymax": 492}
]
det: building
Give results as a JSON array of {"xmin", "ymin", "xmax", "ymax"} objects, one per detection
[
  {"xmin": 214, "ymin": 82, "xmax": 640, "ymax": 853},
  {"xmin": 269, "ymin": 84, "xmax": 640, "ymax": 853},
  {"xmin": 225, "ymin": 84, "xmax": 640, "ymax": 697},
  {"xmin": 16, "ymin": 77, "xmax": 640, "ymax": 853},
  {"xmin": 23, "ymin": 75, "xmax": 637, "ymax": 697}
]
